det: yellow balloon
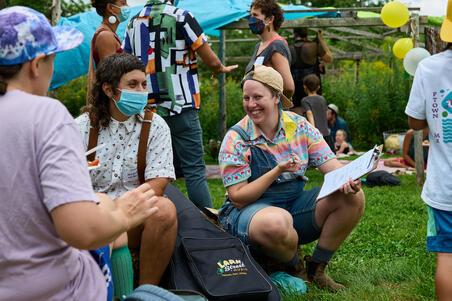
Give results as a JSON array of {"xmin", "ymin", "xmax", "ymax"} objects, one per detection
[
  {"xmin": 381, "ymin": 1, "xmax": 410, "ymax": 28},
  {"xmin": 393, "ymin": 38, "xmax": 413, "ymax": 59}
]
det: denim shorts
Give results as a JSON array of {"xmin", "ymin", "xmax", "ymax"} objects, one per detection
[
  {"xmin": 427, "ymin": 206, "xmax": 452, "ymax": 253},
  {"xmin": 219, "ymin": 187, "xmax": 321, "ymax": 246}
]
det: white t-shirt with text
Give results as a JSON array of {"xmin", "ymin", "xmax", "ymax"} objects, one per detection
[{"xmin": 405, "ymin": 50, "xmax": 452, "ymax": 211}]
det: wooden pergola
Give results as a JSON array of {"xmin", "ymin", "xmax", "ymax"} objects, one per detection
[{"xmin": 215, "ymin": 7, "xmax": 432, "ymax": 183}]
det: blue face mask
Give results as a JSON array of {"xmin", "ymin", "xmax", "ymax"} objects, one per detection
[
  {"xmin": 112, "ymin": 4, "xmax": 130, "ymax": 23},
  {"xmin": 248, "ymin": 16, "xmax": 266, "ymax": 35},
  {"xmin": 113, "ymin": 89, "xmax": 148, "ymax": 116},
  {"xmin": 173, "ymin": 0, "xmax": 180, "ymax": 6}
]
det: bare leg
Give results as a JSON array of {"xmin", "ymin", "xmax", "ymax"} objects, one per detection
[
  {"xmin": 128, "ymin": 197, "xmax": 177, "ymax": 285},
  {"xmin": 315, "ymin": 190, "xmax": 365, "ymax": 251},
  {"xmin": 248, "ymin": 207, "xmax": 298, "ymax": 263},
  {"xmin": 436, "ymin": 253, "xmax": 452, "ymax": 301},
  {"xmin": 383, "ymin": 158, "xmax": 409, "ymax": 168}
]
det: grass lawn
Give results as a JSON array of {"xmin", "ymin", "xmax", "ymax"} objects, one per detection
[{"xmin": 174, "ymin": 169, "xmax": 436, "ymax": 301}]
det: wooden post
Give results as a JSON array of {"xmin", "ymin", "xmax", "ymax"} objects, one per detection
[
  {"xmin": 354, "ymin": 59, "xmax": 360, "ymax": 84},
  {"xmin": 50, "ymin": 0, "xmax": 62, "ymax": 26},
  {"xmin": 411, "ymin": 14, "xmax": 425, "ymax": 185},
  {"xmin": 218, "ymin": 29, "xmax": 227, "ymax": 139}
]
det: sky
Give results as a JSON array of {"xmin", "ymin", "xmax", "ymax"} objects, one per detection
[{"xmin": 91, "ymin": 0, "xmax": 449, "ymax": 17}]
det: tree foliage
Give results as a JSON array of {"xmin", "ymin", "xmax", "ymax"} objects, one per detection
[{"xmin": 2, "ymin": 0, "xmax": 90, "ymax": 17}]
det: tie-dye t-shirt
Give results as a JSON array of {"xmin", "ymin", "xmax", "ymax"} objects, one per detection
[
  {"xmin": 405, "ymin": 49, "xmax": 452, "ymax": 211},
  {"xmin": 219, "ymin": 111, "xmax": 335, "ymax": 187},
  {"xmin": 123, "ymin": 0, "xmax": 207, "ymax": 117}
]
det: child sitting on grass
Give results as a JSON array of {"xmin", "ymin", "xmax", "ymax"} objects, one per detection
[{"xmin": 334, "ymin": 129, "xmax": 355, "ymax": 155}]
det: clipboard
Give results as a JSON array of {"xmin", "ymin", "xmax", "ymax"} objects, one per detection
[{"xmin": 317, "ymin": 145, "xmax": 382, "ymax": 200}]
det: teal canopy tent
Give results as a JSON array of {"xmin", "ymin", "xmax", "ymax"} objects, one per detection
[{"xmin": 50, "ymin": 0, "xmax": 335, "ymax": 90}]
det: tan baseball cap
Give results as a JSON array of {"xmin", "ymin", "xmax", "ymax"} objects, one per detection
[
  {"xmin": 328, "ymin": 103, "xmax": 339, "ymax": 114},
  {"xmin": 441, "ymin": 0, "xmax": 452, "ymax": 42},
  {"xmin": 242, "ymin": 65, "xmax": 293, "ymax": 109}
]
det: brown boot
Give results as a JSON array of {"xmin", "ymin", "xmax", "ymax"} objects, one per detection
[
  {"xmin": 305, "ymin": 256, "xmax": 345, "ymax": 292},
  {"xmin": 287, "ymin": 257, "xmax": 309, "ymax": 282}
]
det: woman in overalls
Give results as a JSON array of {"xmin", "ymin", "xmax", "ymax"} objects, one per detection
[{"xmin": 218, "ymin": 65, "xmax": 365, "ymax": 292}]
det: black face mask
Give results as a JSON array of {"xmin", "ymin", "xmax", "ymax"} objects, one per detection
[{"xmin": 248, "ymin": 16, "xmax": 266, "ymax": 35}]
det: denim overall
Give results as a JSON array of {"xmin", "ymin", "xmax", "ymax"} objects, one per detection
[{"xmin": 219, "ymin": 125, "xmax": 321, "ymax": 246}]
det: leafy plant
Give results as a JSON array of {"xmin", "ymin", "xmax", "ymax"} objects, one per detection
[{"xmin": 322, "ymin": 56, "xmax": 412, "ymax": 149}]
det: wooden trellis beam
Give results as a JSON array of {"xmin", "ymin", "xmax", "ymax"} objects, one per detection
[
  {"xmin": 222, "ymin": 16, "xmax": 428, "ymax": 30},
  {"xmin": 329, "ymin": 27, "xmax": 384, "ymax": 39}
]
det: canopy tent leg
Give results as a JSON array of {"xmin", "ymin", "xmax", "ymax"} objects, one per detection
[{"xmin": 218, "ymin": 29, "xmax": 227, "ymax": 139}]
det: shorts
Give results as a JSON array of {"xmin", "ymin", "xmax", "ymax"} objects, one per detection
[
  {"xmin": 427, "ymin": 206, "xmax": 452, "ymax": 253},
  {"xmin": 219, "ymin": 187, "xmax": 321, "ymax": 246},
  {"xmin": 90, "ymin": 245, "xmax": 113, "ymax": 301}
]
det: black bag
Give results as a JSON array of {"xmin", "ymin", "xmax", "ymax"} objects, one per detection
[
  {"xmin": 161, "ymin": 185, "xmax": 280, "ymax": 301},
  {"xmin": 364, "ymin": 170, "xmax": 401, "ymax": 187}
]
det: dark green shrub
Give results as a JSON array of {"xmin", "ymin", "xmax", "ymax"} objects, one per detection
[
  {"xmin": 199, "ymin": 77, "xmax": 244, "ymax": 143},
  {"xmin": 53, "ymin": 76, "xmax": 87, "ymax": 118},
  {"xmin": 323, "ymin": 58, "xmax": 412, "ymax": 149}
]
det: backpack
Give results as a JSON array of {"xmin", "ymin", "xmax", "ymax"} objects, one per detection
[
  {"xmin": 364, "ymin": 170, "xmax": 401, "ymax": 187},
  {"xmin": 161, "ymin": 184, "xmax": 281, "ymax": 301},
  {"xmin": 87, "ymin": 110, "xmax": 153, "ymax": 184}
]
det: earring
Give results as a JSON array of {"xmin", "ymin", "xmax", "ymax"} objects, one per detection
[{"xmin": 108, "ymin": 15, "xmax": 117, "ymax": 24}]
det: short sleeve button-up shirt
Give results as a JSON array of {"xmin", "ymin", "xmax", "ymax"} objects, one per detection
[{"xmin": 76, "ymin": 112, "xmax": 175, "ymax": 199}]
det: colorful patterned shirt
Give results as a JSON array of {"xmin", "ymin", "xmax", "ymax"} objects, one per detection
[
  {"xmin": 219, "ymin": 111, "xmax": 335, "ymax": 187},
  {"xmin": 123, "ymin": 0, "xmax": 207, "ymax": 117}
]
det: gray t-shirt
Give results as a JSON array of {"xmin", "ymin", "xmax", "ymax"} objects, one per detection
[
  {"xmin": 301, "ymin": 95, "xmax": 330, "ymax": 136},
  {"xmin": 245, "ymin": 39, "xmax": 292, "ymax": 74},
  {"xmin": 0, "ymin": 90, "xmax": 106, "ymax": 300}
]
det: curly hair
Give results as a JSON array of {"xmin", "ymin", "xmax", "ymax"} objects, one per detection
[
  {"xmin": 82, "ymin": 53, "xmax": 145, "ymax": 128},
  {"xmin": 91, "ymin": 0, "xmax": 116, "ymax": 17},
  {"xmin": 250, "ymin": 0, "xmax": 284, "ymax": 31}
]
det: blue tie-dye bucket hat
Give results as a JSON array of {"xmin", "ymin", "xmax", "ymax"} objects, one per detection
[{"xmin": 0, "ymin": 6, "xmax": 84, "ymax": 65}]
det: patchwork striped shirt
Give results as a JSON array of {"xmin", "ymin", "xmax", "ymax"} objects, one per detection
[
  {"xmin": 123, "ymin": 0, "xmax": 207, "ymax": 116},
  {"xmin": 219, "ymin": 111, "xmax": 335, "ymax": 187}
]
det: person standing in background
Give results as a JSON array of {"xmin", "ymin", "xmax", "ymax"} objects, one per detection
[
  {"xmin": 300, "ymin": 74, "xmax": 332, "ymax": 149},
  {"xmin": 404, "ymin": 2, "xmax": 452, "ymax": 299},
  {"xmin": 87, "ymin": 0, "xmax": 129, "ymax": 104},
  {"xmin": 290, "ymin": 28, "xmax": 332, "ymax": 116},
  {"xmin": 123, "ymin": 0, "xmax": 237, "ymax": 209},
  {"xmin": 246, "ymin": 0, "xmax": 294, "ymax": 102}
]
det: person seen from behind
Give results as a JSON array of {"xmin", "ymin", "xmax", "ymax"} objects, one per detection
[
  {"xmin": 300, "ymin": 74, "xmax": 332, "ymax": 150},
  {"xmin": 123, "ymin": 0, "xmax": 237, "ymax": 209},
  {"xmin": 404, "ymin": 1, "xmax": 452, "ymax": 299},
  {"xmin": 290, "ymin": 27, "xmax": 332, "ymax": 115},
  {"xmin": 0, "ymin": 6, "xmax": 157, "ymax": 301}
]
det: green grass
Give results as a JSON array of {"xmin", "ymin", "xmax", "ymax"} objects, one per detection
[{"xmin": 174, "ymin": 169, "xmax": 436, "ymax": 301}]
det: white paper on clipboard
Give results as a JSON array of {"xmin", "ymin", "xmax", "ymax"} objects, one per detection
[{"xmin": 317, "ymin": 145, "xmax": 382, "ymax": 200}]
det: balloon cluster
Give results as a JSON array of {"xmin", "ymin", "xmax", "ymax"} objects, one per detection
[{"xmin": 381, "ymin": 1, "xmax": 431, "ymax": 75}]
